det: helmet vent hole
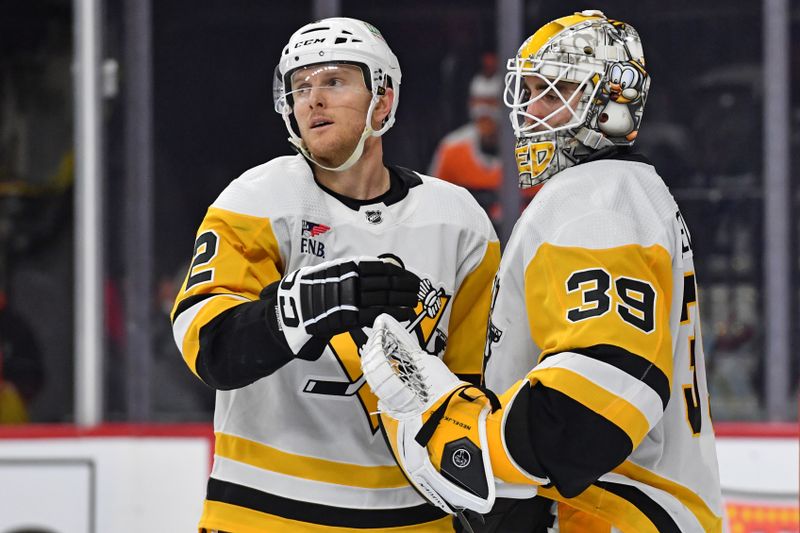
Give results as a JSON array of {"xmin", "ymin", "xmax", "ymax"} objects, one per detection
[
  {"xmin": 342, "ymin": 29, "xmax": 352, "ymax": 35},
  {"xmin": 335, "ymin": 37, "xmax": 347, "ymax": 44},
  {"xmin": 352, "ymin": 38, "xmax": 362, "ymax": 43}
]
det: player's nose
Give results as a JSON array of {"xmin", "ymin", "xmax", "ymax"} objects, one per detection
[
  {"xmin": 307, "ymin": 86, "xmax": 327, "ymax": 108},
  {"xmin": 525, "ymin": 98, "xmax": 548, "ymax": 120}
]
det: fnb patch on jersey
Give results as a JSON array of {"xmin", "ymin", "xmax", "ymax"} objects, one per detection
[
  {"xmin": 301, "ymin": 220, "xmax": 330, "ymax": 257},
  {"xmin": 301, "ymin": 220, "xmax": 331, "ymax": 237}
]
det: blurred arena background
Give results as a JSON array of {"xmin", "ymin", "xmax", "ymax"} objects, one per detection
[{"xmin": 0, "ymin": 0, "xmax": 797, "ymax": 531}]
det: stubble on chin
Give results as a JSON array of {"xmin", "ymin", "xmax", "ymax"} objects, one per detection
[{"xmin": 305, "ymin": 127, "xmax": 362, "ymax": 167}]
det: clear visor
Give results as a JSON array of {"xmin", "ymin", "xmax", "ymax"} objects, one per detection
[
  {"xmin": 504, "ymin": 58, "xmax": 600, "ymax": 137},
  {"xmin": 273, "ymin": 63, "xmax": 369, "ymax": 114}
]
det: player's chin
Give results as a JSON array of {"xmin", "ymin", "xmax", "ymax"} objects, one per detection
[
  {"xmin": 308, "ymin": 139, "xmax": 360, "ymax": 166},
  {"xmin": 308, "ymin": 146, "xmax": 350, "ymax": 168}
]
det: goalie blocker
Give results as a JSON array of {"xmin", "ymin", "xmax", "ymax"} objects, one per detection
[{"xmin": 361, "ymin": 314, "xmax": 546, "ymax": 521}]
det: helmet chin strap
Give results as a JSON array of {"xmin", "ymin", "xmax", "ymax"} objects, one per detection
[
  {"xmin": 573, "ymin": 126, "xmax": 614, "ymax": 150},
  {"xmin": 286, "ymin": 95, "xmax": 382, "ymax": 173},
  {"xmin": 289, "ymin": 125, "xmax": 374, "ymax": 172}
]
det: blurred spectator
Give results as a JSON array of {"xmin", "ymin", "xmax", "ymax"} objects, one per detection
[
  {"xmin": 1, "ymin": 5, "xmax": 74, "ymax": 423},
  {"xmin": 429, "ymin": 53, "xmax": 502, "ymax": 220},
  {"xmin": 0, "ymin": 184, "xmax": 55, "ymax": 424},
  {"xmin": 0, "ymin": 296, "xmax": 44, "ymax": 424},
  {"xmin": 429, "ymin": 52, "xmax": 536, "ymax": 230},
  {"xmin": 151, "ymin": 265, "xmax": 214, "ymax": 420}
]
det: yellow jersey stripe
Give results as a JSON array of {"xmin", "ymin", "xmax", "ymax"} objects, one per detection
[
  {"xmin": 215, "ymin": 432, "xmax": 409, "ymax": 489},
  {"xmin": 614, "ymin": 460, "xmax": 723, "ymax": 532},
  {"xmin": 445, "ymin": 239, "xmax": 501, "ymax": 374},
  {"xmin": 541, "ymin": 484, "xmax": 665, "ymax": 533},
  {"xmin": 528, "ymin": 366, "xmax": 650, "ymax": 445},
  {"xmin": 557, "ymin": 503, "xmax": 612, "ymax": 533},
  {"xmin": 535, "ymin": 350, "xmax": 665, "ymax": 430}
]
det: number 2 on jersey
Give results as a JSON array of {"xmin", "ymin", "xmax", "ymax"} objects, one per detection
[{"xmin": 185, "ymin": 231, "xmax": 219, "ymax": 291}]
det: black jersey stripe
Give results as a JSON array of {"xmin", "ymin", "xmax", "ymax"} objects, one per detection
[
  {"xmin": 456, "ymin": 373, "xmax": 481, "ymax": 387},
  {"xmin": 206, "ymin": 477, "xmax": 446, "ymax": 528},
  {"xmin": 595, "ymin": 480, "xmax": 682, "ymax": 533},
  {"xmin": 172, "ymin": 293, "xmax": 218, "ymax": 322},
  {"xmin": 556, "ymin": 344, "xmax": 670, "ymax": 409}
]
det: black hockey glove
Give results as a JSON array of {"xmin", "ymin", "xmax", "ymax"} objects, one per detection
[{"xmin": 272, "ymin": 257, "xmax": 420, "ymax": 360}]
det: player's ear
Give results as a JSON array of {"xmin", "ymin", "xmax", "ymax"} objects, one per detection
[{"xmin": 372, "ymin": 87, "xmax": 395, "ymax": 129}]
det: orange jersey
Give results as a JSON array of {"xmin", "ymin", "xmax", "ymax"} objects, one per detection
[
  {"xmin": 429, "ymin": 124, "xmax": 501, "ymax": 191},
  {"xmin": 430, "ymin": 124, "xmax": 540, "ymax": 221}
]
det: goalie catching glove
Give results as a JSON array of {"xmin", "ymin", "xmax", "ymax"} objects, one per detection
[
  {"xmin": 361, "ymin": 314, "xmax": 548, "ymax": 520},
  {"xmin": 273, "ymin": 257, "xmax": 420, "ymax": 360}
]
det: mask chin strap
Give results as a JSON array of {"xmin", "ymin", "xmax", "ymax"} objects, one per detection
[
  {"xmin": 284, "ymin": 93, "xmax": 385, "ymax": 173},
  {"xmin": 574, "ymin": 126, "xmax": 614, "ymax": 150}
]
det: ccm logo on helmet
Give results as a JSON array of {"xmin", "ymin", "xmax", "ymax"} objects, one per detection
[{"xmin": 294, "ymin": 38, "xmax": 326, "ymax": 48}]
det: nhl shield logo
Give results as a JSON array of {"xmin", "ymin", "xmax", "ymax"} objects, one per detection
[{"xmin": 365, "ymin": 210, "xmax": 383, "ymax": 224}]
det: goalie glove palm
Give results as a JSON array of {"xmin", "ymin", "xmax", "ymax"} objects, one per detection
[
  {"xmin": 362, "ymin": 315, "xmax": 499, "ymax": 516},
  {"xmin": 276, "ymin": 258, "xmax": 419, "ymax": 360},
  {"xmin": 362, "ymin": 314, "xmax": 545, "ymax": 518}
]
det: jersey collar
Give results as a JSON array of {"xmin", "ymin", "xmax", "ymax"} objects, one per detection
[
  {"xmin": 314, "ymin": 165, "xmax": 423, "ymax": 211},
  {"xmin": 580, "ymin": 146, "xmax": 653, "ymax": 166}
]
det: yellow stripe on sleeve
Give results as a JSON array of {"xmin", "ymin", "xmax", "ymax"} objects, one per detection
[
  {"xmin": 527, "ymin": 366, "xmax": 651, "ymax": 446},
  {"xmin": 444, "ymin": 239, "xmax": 501, "ymax": 375}
]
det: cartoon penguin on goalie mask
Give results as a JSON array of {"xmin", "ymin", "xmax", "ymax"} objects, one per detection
[{"xmin": 504, "ymin": 10, "xmax": 650, "ymax": 188}]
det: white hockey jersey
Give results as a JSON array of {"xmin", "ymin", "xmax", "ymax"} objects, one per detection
[
  {"xmin": 484, "ymin": 155, "xmax": 723, "ymax": 532},
  {"xmin": 172, "ymin": 155, "xmax": 499, "ymax": 533}
]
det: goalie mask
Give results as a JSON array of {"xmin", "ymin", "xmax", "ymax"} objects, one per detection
[
  {"xmin": 273, "ymin": 17, "xmax": 401, "ymax": 172},
  {"xmin": 504, "ymin": 10, "xmax": 650, "ymax": 188}
]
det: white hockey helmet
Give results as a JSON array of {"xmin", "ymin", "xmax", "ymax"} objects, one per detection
[
  {"xmin": 273, "ymin": 17, "xmax": 402, "ymax": 171},
  {"xmin": 505, "ymin": 10, "xmax": 650, "ymax": 187}
]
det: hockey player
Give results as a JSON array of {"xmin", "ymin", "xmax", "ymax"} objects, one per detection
[
  {"xmin": 361, "ymin": 11, "xmax": 723, "ymax": 533},
  {"xmin": 170, "ymin": 17, "xmax": 499, "ymax": 533}
]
